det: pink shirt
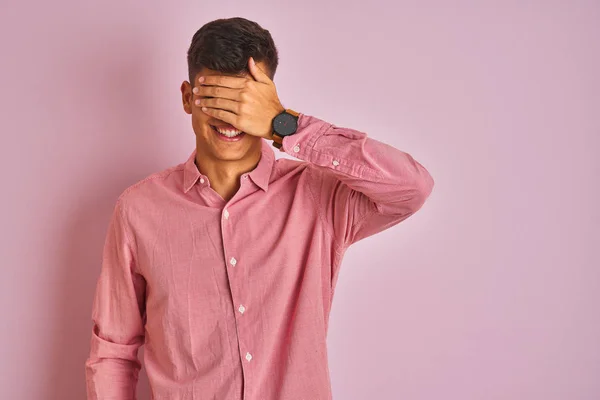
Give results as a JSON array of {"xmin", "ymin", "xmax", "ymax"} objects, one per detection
[{"xmin": 85, "ymin": 113, "xmax": 434, "ymax": 400}]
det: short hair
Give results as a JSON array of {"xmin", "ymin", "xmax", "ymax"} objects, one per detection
[{"xmin": 187, "ymin": 17, "xmax": 279, "ymax": 83}]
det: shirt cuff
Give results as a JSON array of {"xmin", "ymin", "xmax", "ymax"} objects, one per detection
[{"xmin": 281, "ymin": 113, "xmax": 329, "ymax": 161}]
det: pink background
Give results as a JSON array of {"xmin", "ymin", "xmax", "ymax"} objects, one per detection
[{"xmin": 1, "ymin": 1, "xmax": 598, "ymax": 399}]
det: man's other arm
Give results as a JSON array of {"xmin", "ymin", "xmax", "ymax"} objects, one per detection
[{"xmin": 85, "ymin": 200, "xmax": 146, "ymax": 400}]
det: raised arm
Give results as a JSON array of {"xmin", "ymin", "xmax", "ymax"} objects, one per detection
[{"xmin": 282, "ymin": 114, "xmax": 434, "ymax": 248}]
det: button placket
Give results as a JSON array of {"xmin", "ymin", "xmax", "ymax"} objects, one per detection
[{"xmin": 220, "ymin": 201, "xmax": 251, "ymax": 373}]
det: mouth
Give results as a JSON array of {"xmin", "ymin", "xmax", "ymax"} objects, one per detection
[{"xmin": 210, "ymin": 125, "xmax": 246, "ymax": 142}]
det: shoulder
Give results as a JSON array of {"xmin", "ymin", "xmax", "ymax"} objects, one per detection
[{"xmin": 115, "ymin": 162, "xmax": 185, "ymax": 213}]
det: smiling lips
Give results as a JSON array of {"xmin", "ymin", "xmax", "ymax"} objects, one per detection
[{"xmin": 210, "ymin": 125, "xmax": 245, "ymax": 140}]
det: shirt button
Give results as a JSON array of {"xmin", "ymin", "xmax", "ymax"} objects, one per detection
[
  {"xmin": 230, "ymin": 257, "xmax": 237, "ymax": 266},
  {"xmin": 293, "ymin": 145, "xmax": 300, "ymax": 153},
  {"xmin": 332, "ymin": 160, "xmax": 340, "ymax": 166},
  {"xmin": 245, "ymin": 352, "xmax": 252, "ymax": 362},
  {"xmin": 224, "ymin": 209, "xmax": 229, "ymax": 219},
  {"xmin": 199, "ymin": 178, "xmax": 205, "ymax": 184},
  {"xmin": 238, "ymin": 304, "xmax": 246, "ymax": 314}
]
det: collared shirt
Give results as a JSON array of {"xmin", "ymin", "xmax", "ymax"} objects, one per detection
[{"xmin": 85, "ymin": 113, "xmax": 434, "ymax": 400}]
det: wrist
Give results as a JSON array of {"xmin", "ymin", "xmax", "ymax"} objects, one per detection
[{"xmin": 271, "ymin": 108, "xmax": 300, "ymax": 150}]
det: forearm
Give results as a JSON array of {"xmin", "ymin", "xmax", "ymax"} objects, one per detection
[
  {"xmin": 85, "ymin": 340, "xmax": 142, "ymax": 400},
  {"xmin": 282, "ymin": 113, "xmax": 434, "ymax": 216}
]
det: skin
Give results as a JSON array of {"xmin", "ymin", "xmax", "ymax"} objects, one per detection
[{"xmin": 180, "ymin": 57, "xmax": 285, "ymax": 201}]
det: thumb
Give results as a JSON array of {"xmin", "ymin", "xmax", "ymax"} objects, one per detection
[{"xmin": 248, "ymin": 57, "xmax": 270, "ymax": 83}]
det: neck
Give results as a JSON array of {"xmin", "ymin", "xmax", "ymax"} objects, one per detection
[{"xmin": 194, "ymin": 145, "xmax": 262, "ymax": 202}]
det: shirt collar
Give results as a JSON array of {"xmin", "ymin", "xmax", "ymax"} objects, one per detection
[{"xmin": 182, "ymin": 139, "xmax": 275, "ymax": 194}]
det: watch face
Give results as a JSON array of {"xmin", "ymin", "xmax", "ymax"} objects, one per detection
[{"xmin": 273, "ymin": 112, "xmax": 298, "ymax": 136}]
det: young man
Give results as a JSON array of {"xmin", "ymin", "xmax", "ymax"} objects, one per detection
[{"xmin": 85, "ymin": 17, "xmax": 434, "ymax": 400}]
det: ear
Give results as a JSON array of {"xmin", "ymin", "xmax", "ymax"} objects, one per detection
[{"xmin": 181, "ymin": 81, "xmax": 193, "ymax": 114}]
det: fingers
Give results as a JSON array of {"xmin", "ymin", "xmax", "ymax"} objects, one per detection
[
  {"xmin": 199, "ymin": 107, "xmax": 237, "ymax": 126},
  {"xmin": 195, "ymin": 97, "xmax": 241, "ymax": 115},
  {"xmin": 193, "ymin": 84, "xmax": 240, "ymax": 101},
  {"xmin": 199, "ymin": 75, "xmax": 246, "ymax": 89},
  {"xmin": 247, "ymin": 57, "xmax": 271, "ymax": 84}
]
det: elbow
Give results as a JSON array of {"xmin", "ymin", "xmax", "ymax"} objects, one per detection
[
  {"xmin": 413, "ymin": 170, "xmax": 434, "ymax": 210},
  {"xmin": 390, "ymin": 172, "xmax": 434, "ymax": 216},
  {"xmin": 419, "ymin": 169, "xmax": 435, "ymax": 202},
  {"xmin": 403, "ymin": 156, "xmax": 434, "ymax": 212}
]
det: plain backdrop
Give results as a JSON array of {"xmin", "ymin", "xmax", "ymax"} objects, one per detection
[{"xmin": 0, "ymin": 1, "xmax": 598, "ymax": 399}]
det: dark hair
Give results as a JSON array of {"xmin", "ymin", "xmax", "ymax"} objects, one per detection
[{"xmin": 187, "ymin": 17, "xmax": 279, "ymax": 83}]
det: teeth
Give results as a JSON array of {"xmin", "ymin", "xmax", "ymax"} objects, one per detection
[{"xmin": 214, "ymin": 126, "xmax": 243, "ymax": 137}]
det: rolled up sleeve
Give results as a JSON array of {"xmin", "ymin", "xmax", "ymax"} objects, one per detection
[{"xmin": 85, "ymin": 200, "xmax": 146, "ymax": 400}]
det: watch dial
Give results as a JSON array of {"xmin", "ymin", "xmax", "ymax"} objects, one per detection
[{"xmin": 274, "ymin": 113, "xmax": 298, "ymax": 136}]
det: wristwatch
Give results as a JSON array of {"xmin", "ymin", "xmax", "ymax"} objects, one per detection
[{"xmin": 271, "ymin": 109, "xmax": 300, "ymax": 150}]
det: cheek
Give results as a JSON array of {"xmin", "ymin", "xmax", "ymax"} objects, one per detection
[
  {"xmin": 191, "ymin": 112, "xmax": 205, "ymax": 132},
  {"xmin": 192, "ymin": 113, "xmax": 217, "ymax": 139},
  {"xmin": 191, "ymin": 107, "xmax": 208, "ymax": 125}
]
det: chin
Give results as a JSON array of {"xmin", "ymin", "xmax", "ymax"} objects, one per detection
[
  {"xmin": 199, "ymin": 140, "xmax": 253, "ymax": 161},
  {"xmin": 214, "ymin": 151, "xmax": 248, "ymax": 161}
]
